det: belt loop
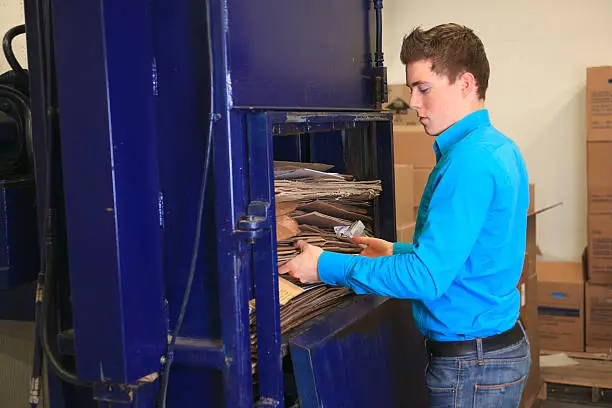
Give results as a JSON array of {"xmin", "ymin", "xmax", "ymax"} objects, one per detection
[{"xmin": 476, "ymin": 338, "xmax": 484, "ymax": 366}]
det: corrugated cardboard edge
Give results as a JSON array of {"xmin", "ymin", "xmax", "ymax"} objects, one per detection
[{"xmin": 528, "ymin": 202, "xmax": 563, "ymax": 218}]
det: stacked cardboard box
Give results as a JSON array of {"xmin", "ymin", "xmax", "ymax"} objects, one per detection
[
  {"xmin": 586, "ymin": 66, "xmax": 612, "ymax": 352},
  {"xmin": 536, "ymin": 258, "xmax": 585, "ymax": 352}
]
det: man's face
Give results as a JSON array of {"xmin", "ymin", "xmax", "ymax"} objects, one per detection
[{"xmin": 405, "ymin": 59, "xmax": 467, "ymax": 136}]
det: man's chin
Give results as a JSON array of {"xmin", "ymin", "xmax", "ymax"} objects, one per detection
[{"xmin": 422, "ymin": 125, "xmax": 439, "ymax": 137}]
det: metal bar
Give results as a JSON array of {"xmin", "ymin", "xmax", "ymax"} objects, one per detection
[
  {"xmin": 57, "ymin": 331, "xmax": 226, "ymax": 371},
  {"xmin": 247, "ymin": 112, "xmax": 283, "ymax": 408},
  {"xmin": 372, "ymin": 120, "xmax": 396, "ymax": 241},
  {"xmin": 209, "ymin": 0, "xmax": 253, "ymax": 403},
  {"xmin": 172, "ymin": 338, "xmax": 225, "ymax": 370}
]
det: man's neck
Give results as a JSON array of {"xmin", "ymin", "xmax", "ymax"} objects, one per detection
[{"xmin": 464, "ymin": 100, "xmax": 485, "ymax": 116}]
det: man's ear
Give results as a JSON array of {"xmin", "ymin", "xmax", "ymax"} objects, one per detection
[{"xmin": 458, "ymin": 71, "xmax": 478, "ymax": 97}]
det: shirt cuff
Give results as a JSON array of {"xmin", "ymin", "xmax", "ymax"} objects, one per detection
[
  {"xmin": 393, "ymin": 242, "xmax": 414, "ymax": 255},
  {"xmin": 318, "ymin": 251, "xmax": 352, "ymax": 287}
]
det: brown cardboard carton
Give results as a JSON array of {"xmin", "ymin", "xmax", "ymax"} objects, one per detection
[
  {"xmin": 519, "ymin": 199, "xmax": 562, "ymax": 408},
  {"xmin": 587, "ymin": 66, "xmax": 612, "ymax": 141},
  {"xmin": 394, "ymin": 164, "xmax": 414, "ymax": 229},
  {"xmin": 536, "ymin": 258, "xmax": 584, "ymax": 352},
  {"xmin": 384, "ymin": 84, "xmax": 418, "ymax": 126},
  {"xmin": 586, "ymin": 283, "xmax": 612, "ymax": 350},
  {"xmin": 519, "ymin": 219, "xmax": 539, "ymax": 408},
  {"xmin": 587, "ymin": 141, "xmax": 612, "ymax": 213},
  {"xmin": 587, "ymin": 214, "xmax": 612, "ymax": 283},
  {"xmin": 393, "ymin": 125, "xmax": 436, "ymax": 168},
  {"xmin": 397, "ymin": 223, "xmax": 416, "ymax": 244}
]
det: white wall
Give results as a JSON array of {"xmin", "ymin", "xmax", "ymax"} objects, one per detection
[
  {"xmin": 0, "ymin": 0, "xmax": 27, "ymax": 73},
  {"xmin": 384, "ymin": 0, "xmax": 612, "ymax": 261}
]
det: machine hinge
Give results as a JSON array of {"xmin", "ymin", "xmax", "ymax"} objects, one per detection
[{"xmin": 235, "ymin": 200, "xmax": 269, "ymax": 243}]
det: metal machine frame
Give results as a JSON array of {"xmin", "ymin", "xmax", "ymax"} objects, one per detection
[{"xmin": 17, "ymin": 0, "xmax": 429, "ymax": 406}]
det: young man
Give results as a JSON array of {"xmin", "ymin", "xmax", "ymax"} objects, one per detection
[{"xmin": 279, "ymin": 23, "xmax": 531, "ymax": 407}]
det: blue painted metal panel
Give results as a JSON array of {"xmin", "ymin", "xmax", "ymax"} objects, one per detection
[
  {"xmin": 150, "ymin": 0, "xmax": 241, "ymax": 404},
  {"xmin": 227, "ymin": 0, "xmax": 375, "ymax": 110},
  {"xmin": 289, "ymin": 297, "xmax": 428, "ymax": 408},
  {"xmin": 51, "ymin": 0, "xmax": 166, "ymax": 382}
]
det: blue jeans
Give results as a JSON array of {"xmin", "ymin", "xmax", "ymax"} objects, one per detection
[{"xmin": 425, "ymin": 324, "xmax": 531, "ymax": 408}]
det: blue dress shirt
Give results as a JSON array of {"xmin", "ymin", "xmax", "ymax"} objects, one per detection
[{"xmin": 318, "ymin": 109, "xmax": 529, "ymax": 341}]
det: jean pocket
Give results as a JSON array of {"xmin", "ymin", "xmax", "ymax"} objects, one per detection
[
  {"xmin": 428, "ymin": 387, "xmax": 456, "ymax": 408},
  {"xmin": 473, "ymin": 375, "xmax": 527, "ymax": 408},
  {"xmin": 426, "ymin": 358, "xmax": 458, "ymax": 408}
]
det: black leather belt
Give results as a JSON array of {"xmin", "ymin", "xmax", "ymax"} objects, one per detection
[{"xmin": 426, "ymin": 322, "xmax": 524, "ymax": 357}]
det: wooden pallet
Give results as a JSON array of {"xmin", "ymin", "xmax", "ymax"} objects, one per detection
[{"xmin": 539, "ymin": 351, "xmax": 612, "ymax": 404}]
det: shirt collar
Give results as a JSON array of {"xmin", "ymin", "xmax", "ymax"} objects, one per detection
[{"xmin": 433, "ymin": 109, "xmax": 491, "ymax": 160}]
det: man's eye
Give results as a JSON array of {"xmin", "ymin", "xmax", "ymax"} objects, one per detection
[{"xmin": 418, "ymin": 87, "xmax": 431, "ymax": 94}]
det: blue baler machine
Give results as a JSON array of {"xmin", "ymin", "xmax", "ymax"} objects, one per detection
[{"xmin": 2, "ymin": 0, "xmax": 430, "ymax": 406}]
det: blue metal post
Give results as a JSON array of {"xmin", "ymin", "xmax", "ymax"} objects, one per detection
[
  {"xmin": 247, "ymin": 113, "xmax": 284, "ymax": 407},
  {"xmin": 51, "ymin": 0, "xmax": 167, "ymax": 383}
]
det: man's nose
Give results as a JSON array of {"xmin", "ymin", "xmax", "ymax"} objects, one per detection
[{"xmin": 408, "ymin": 91, "xmax": 420, "ymax": 110}]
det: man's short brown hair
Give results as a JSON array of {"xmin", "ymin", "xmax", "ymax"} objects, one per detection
[{"xmin": 400, "ymin": 23, "xmax": 490, "ymax": 100}]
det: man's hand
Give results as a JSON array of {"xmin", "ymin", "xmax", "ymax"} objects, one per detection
[
  {"xmin": 278, "ymin": 240, "xmax": 323, "ymax": 283},
  {"xmin": 352, "ymin": 236, "xmax": 393, "ymax": 258}
]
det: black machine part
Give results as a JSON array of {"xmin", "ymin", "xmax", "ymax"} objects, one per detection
[
  {"xmin": 0, "ymin": 109, "xmax": 18, "ymax": 145},
  {"xmin": 0, "ymin": 86, "xmax": 30, "ymax": 176},
  {"xmin": 0, "ymin": 23, "xmax": 32, "ymax": 177}
]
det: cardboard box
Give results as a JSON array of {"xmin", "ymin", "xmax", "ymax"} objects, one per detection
[
  {"xmin": 587, "ymin": 66, "xmax": 612, "ymax": 141},
  {"xmin": 397, "ymin": 223, "xmax": 416, "ymax": 243},
  {"xmin": 519, "ymin": 209, "xmax": 540, "ymax": 408},
  {"xmin": 587, "ymin": 214, "xmax": 612, "ymax": 283},
  {"xmin": 536, "ymin": 258, "xmax": 584, "ymax": 352},
  {"xmin": 586, "ymin": 283, "xmax": 612, "ymax": 350},
  {"xmin": 519, "ymin": 198, "xmax": 561, "ymax": 408},
  {"xmin": 587, "ymin": 141, "xmax": 612, "ymax": 213},
  {"xmin": 384, "ymin": 84, "xmax": 418, "ymax": 126},
  {"xmin": 393, "ymin": 125, "xmax": 436, "ymax": 168},
  {"xmin": 394, "ymin": 164, "xmax": 415, "ymax": 229}
]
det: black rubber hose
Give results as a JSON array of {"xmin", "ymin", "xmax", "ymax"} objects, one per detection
[{"xmin": 2, "ymin": 24, "xmax": 28, "ymax": 79}]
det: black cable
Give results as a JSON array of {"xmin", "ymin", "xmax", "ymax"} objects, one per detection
[
  {"xmin": 2, "ymin": 24, "xmax": 27, "ymax": 80},
  {"xmin": 373, "ymin": 0, "xmax": 383, "ymax": 67},
  {"xmin": 156, "ymin": 0, "xmax": 215, "ymax": 405}
]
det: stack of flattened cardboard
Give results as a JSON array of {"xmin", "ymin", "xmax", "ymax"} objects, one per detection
[
  {"xmin": 274, "ymin": 161, "xmax": 381, "ymax": 264},
  {"xmin": 250, "ymin": 162, "xmax": 382, "ymax": 375},
  {"xmin": 249, "ymin": 277, "xmax": 353, "ymax": 375}
]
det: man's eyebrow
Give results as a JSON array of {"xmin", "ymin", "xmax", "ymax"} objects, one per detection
[{"xmin": 407, "ymin": 81, "xmax": 428, "ymax": 89}]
